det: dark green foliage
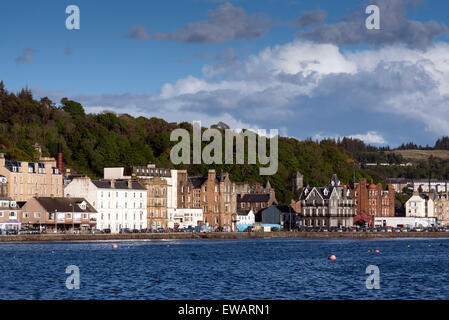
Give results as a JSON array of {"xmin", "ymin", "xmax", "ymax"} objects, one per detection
[{"xmin": 0, "ymin": 82, "xmax": 390, "ymax": 205}]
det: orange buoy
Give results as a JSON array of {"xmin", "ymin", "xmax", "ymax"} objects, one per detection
[
  {"xmin": 375, "ymin": 249, "xmax": 380, "ymax": 253},
  {"xmin": 328, "ymin": 255, "xmax": 337, "ymax": 260},
  {"xmin": 112, "ymin": 244, "xmax": 118, "ymax": 249}
]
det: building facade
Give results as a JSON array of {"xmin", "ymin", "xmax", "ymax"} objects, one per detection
[
  {"xmin": 405, "ymin": 191, "xmax": 435, "ymax": 218},
  {"xmin": 0, "ymin": 154, "xmax": 62, "ymax": 202},
  {"xmin": 350, "ymin": 179, "xmax": 395, "ymax": 217},
  {"xmin": 177, "ymin": 169, "xmax": 236, "ymax": 231},
  {"xmin": 299, "ymin": 174, "xmax": 354, "ymax": 228},
  {"xmin": 236, "ymin": 209, "xmax": 255, "ymax": 231},
  {"xmin": 434, "ymin": 192, "xmax": 449, "ymax": 226},
  {"xmin": 236, "ymin": 181, "xmax": 277, "ymax": 213},
  {"xmin": 0, "ymin": 175, "xmax": 20, "ymax": 232},
  {"xmin": 104, "ymin": 164, "xmax": 179, "ymax": 230},
  {"xmin": 167, "ymin": 208, "xmax": 203, "ymax": 229},
  {"xmin": 19, "ymin": 196, "xmax": 96, "ymax": 231},
  {"xmin": 64, "ymin": 177, "xmax": 147, "ymax": 233}
]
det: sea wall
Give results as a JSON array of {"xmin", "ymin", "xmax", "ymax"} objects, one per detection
[{"xmin": 1, "ymin": 231, "xmax": 449, "ymax": 242}]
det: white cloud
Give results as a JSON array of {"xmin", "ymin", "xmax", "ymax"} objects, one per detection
[
  {"xmin": 313, "ymin": 131, "xmax": 387, "ymax": 145},
  {"xmin": 39, "ymin": 40, "xmax": 449, "ymax": 146}
]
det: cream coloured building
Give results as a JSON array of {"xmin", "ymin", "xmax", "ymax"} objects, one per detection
[
  {"xmin": 0, "ymin": 154, "xmax": 62, "ymax": 202},
  {"xmin": 405, "ymin": 191, "xmax": 435, "ymax": 218}
]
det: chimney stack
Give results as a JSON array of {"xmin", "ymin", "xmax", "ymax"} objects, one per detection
[{"xmin": 57, "ymin": 143, "xmax": 63, "ymax": 174}]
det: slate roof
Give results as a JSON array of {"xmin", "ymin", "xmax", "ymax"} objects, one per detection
[
  {"xmin": 237, "ymin": 193, "xmax": 271, "ymax": 203},
  {"xmin": 92, "ymin": 180, "xmax": 146, "ymax": 190},
  {"xmin": 35, "ymin": 197, "xmax": 97, "ymax": 213},
  {"xmin": 188, "ymin": 176, "xmax": 208, "ymax": 189},
  {"xmin": 237, "ymin": 210, "xmax": 252, "ymax": 216}
]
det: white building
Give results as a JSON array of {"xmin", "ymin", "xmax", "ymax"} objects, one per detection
[
  {"xmin": 405, "ymin": 191, "xmax": 435, "ymax": 218},
  {"xmin": 64, "ymin": 176, "xmax": 147, "ymax": 233},
  {"xmin": 104, "ymin": 165, "xmax": 178, "ymax": 211},
  {"xmin": 375, "ymin": 217, "xmax": 437, "ymax": 228},
  {"xmin": 167, "ymin": 208, "xmax": 203, "ymax": 229},
  {"xmin": 413, "ymin": 180, "xmax": 449, "ymax": 193},
  {"xmin": 237, "ymin": 210, "xmax": 255, "ymax": 226}
]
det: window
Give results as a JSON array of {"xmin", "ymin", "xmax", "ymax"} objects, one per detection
[
  {"xmin": 23, "ymin": 212, "xmax": 30, "ymax": 218},
  {"xmin": 9, "ymin": 212, "xmax": 16, "ymax": 218},
  {"xmin": 0, "ymin": 212, "xmax": 3, "ymax": 217}
]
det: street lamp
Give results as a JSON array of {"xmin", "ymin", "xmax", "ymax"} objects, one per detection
[{"xmin": 55, "ymin": 209, "xmax": 57, "ymax": 233}]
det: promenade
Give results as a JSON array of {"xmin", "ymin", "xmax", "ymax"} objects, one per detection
[{"xmin": 1, "ymin": 231, "xmax": 449, "ymax": 242}]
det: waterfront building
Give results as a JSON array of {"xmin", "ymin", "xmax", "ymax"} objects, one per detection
[
  {"xmin": 104, "ymin": 165, "xmax": 178, "ymax": 230},
  {"xmin": 405, "ymin": 190, "xmax": 435, "ymax": 218},
  {"xmin": 256, "ymin": 205, "xmax": 296, "ymax": 230},
  {"xmin": 298, "ymin": 174, "xmax": 354, "ymax": 228},
  {"xmin": 350, "ymin": 179, "xmax": 395, "ymax": 217},
  {"xmin": 434, "ymin": 192, "xmax": 449, "ymax": 226},
  {"xmin": 167, "ymin": 208, "xmax": 203, "ymax": 229},
  {"xmin": 0, "ymin": 176, "xmax": 20, "ymax": 233},
  {"xmin": 64, "ymin": 177, "xmax": 147, "ymax": 233},
  {"xmin": 177, "ymin": 169, "xmax": 236, "ymax": 231},
  {"xmin": 374, "ymin": 217, "xmax": 437, "ymax": 228},
  {"xmin": 236, "ymin": 184, "xmax": 277, "ymax": 213},
  {"xmin": 19, "ymin": 196, "xmax": 96, "ymax": 232},
  {"xmin": 0, "ymin": 154, "xmax": 62, "ymax": 202},
  {"xmin": 236, "ymin": 209, "xmax": 255, "ymax": 231}
]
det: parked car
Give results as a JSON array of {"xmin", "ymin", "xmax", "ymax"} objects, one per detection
[
  {"xmin": 102, "ymin": 228, "xmax": 111, "ymax": 234},
  {"xmin": 6, "ymin": 229, "xmax": 18, "ymax": 235},
  {"xmin": 120, "ymin": 228, "xmax": 131, "ymax": 234},
  {"xmin": 91, "ymin": 229, "xmax": 102, "ymax": 234},
  {"xmin": 156, "ymin": 228, "xmax": 166, "ymax": 233},
  {"xmin": 132, "ymin": 229, "xmax": 140, "ymax": 233}
]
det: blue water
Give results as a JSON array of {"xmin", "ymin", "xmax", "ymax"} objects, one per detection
[{"xmin": 1, "ymin": 238, "xmax": 449, "ymax": 300}]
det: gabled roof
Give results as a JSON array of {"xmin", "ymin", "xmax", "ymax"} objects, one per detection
[
  {"xmin": 188, "ymin": 176, "xmax": 208, "ymax": 189},
  {"xmin": 34, "ymin": 197, "xmax": 97, "ymax": 213}
]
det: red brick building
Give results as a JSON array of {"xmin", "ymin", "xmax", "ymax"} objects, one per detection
[{"xmin": 351, "ymin": 179, "xmax": 395, "ymax": 217}]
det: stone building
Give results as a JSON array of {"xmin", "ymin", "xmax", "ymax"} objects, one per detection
[
  {"xmin": 236, "ymin": 181, "xmax": 277, "ymax": 213},
  {"xmin": 405, "ymin": 190, "xmax": 435, "ymax": 219},
  {"xmin": 433, "ymin": 192, "xmax": 449, "ymax": 226},
  {"xmin": 177, "ymin": 169, "xmax": 236, "ymax": 231},
  {"xmin": 298, "ymin": 174, "xmax": 354, "ymax": 228},
  {"xmin": 140, "ymin": 176, "xmax": 168, "ymax": 230},
  {"xmin": 0, "ymin": 154, "xmax": 63, "ymax": 202},
  {"xmin": 350, "ymin": 179, "xmax": 395, "ymax": 217},
  {"xmin": 19, "ymin": 196, "xmax": 96, "ymax": 232}
]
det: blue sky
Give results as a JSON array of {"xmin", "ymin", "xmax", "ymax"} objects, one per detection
[{"xmin": 2, "ymin": 0, "xmax": 449, "ymax": 147}]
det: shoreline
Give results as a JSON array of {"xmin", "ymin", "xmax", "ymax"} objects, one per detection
[{"xmin": 1, "ymin": 231, "xmax": 449, "ymax": 242}]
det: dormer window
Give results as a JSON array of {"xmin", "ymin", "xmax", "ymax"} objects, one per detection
[
  {"xmin": 78, "ymin": 201, "xmax": 87, "ymax": 210},
  {"xmin": 323, "ymin": 188, "xmax": 328, "ymax": 196}
]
